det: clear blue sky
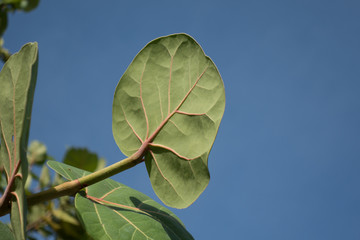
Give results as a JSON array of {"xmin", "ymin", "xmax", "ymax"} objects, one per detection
[{"xmin": 4, "ymin": 0, "xmax": 360, "ymax": 239}]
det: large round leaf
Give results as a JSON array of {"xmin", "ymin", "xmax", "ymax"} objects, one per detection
[{"xmin": 113, "ymin": 34, "xmax": 225, "ymax": 208}]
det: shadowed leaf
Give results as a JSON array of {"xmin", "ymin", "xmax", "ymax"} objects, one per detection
[
  {"xmin": 48, "ymin": 160, "xmax": 194, "ymax": 240},
  {"xmin": 0, "ymin": 12, "xmax": 7, "ymax": 37}
]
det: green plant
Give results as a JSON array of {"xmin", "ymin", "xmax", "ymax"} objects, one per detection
[{"xmin": 0, "ymin": 33, "xmax": 225, "ymax": 239}]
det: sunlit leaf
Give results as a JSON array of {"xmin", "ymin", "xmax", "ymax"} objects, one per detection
[
  {"xmin": 113, "ymin": 33, "xmax": 225, "ymax": 208},
  {"xmin": 0, "ymin": 42, "xmax": 38, "ymax": 239},
  {"xmin": 48, "ymin": 161, "xmax": 194, "ymax": 240}
]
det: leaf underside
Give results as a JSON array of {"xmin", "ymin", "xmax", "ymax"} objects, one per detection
[
  {"xmin": 48, "ymin": 161, "xmax": 194, "ymax": 240},
  {"xmin": 113, "ymin": 33, "xmax": 225, "ymax": 208},
  {"xmin": 0, "ymin": 42, "xmax": 38, "ymax": 240}
]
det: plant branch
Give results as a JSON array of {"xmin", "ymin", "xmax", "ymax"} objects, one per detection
[{"xmin": 0, "ymin": 141, "xmax": 149, "ymax": 216}]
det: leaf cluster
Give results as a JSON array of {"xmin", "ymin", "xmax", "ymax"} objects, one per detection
[
  {"xmin": 0, "ymin": 33, "xmax": 225, "ymax": 240},
  {"xmin": 26, "ymin": 144, "xmax": 98, "ymax": 240}
]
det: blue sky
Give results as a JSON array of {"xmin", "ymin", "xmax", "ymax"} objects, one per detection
[{"xmin": 4, "ymin": 0, "xmax": 360, "ymax": 239}]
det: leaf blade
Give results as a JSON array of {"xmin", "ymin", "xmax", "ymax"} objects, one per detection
[
  {"xmin": 0, "ymin": 42, "xmax": 38, "ymax": 240},
  {"xmin": 113, "ymin": 34, "xmax": 225, "ymax": 208},
  {"xmin": 47, "ymin": 161, "xmax": 194, "ymax": 240}
]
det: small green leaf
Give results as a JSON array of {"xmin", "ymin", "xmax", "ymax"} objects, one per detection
[
  {"xmin": 27, "ymin": 140, "xmax": 47, "ymax": 165},
  {"xmin": 113, "ymin": 33, "xmax": 225, "ymax": 208},
  {"xmin": 0, "ymin": 42, "xmax": 38, "ymax": 240},
  {"xmin": 0, "ymin": 221, "xmax": 15, "ymax": 240},
  {"xmin": 63, "ymin": 148, "xmax": 102, "ymax": 172},
  {"xmin": 47, "ymin": 161, "xmax": 194, "ymax": 240},
  {"xmin": 48, "ymin": 160, "xmax": 87, "ymax": 180},
  {"xmin": 52, "ymin": 209, "xmax": 80, "ymax": 227},
  {"xmin": 39, "ymin": 164, "xmax": 50, "ymax": 189},
  {"xmin": 20, "ymin": 0, "xmax": 40, "ymax": 12}
]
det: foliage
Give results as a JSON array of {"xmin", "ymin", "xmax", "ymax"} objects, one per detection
[
  {"xmin": 0, "ymin": 33, "xmax": 225, "ymax": 240},
  {"xmin": 26, "ymin": 144, "xmax": 97, "ymax": 239},
  {"xmin": 113, "ymin": 34, "xmax": 225, "ymax": 208},
  {"xmin": 0, "ymin": 0, "xmax": 40, "ymax": 62},
  {"xmin": 49, "ymin": 161, "xmax": 193, "ymax": 240},
  {"xmin": 0, "ymin": 42, "xmax": 38, "ymax": 239}
]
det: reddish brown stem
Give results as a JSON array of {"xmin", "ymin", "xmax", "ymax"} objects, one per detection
[{"xmin": 0, "ymin": 160, "xmax": 21, "ymax": 208}]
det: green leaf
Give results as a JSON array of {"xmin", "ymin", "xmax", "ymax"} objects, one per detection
[
  {"xmin": 47, "ymin": 161, "xmax": 194, "ymax": 240},
  {"xmin": 52, "ymin": 209, "xmax": 80, "ymax": 227},
  {"xmin": 24, "ymin": 171, "xmax": 32, "ymax": 190},
  {"xmin": 0, "ymin": 42, "xmax": 38, "ymax": 239},
  {"xmin": 63, "ymin": 147, "xmax": 103, "ymax": 172},
  {"xmin": 39, "ymin": 164, "xmax": 50, "ymax": 188},
  {"xmin": 27, "ymin": 140, "xmax": 47, "ymax": 165},
  {"xmin": 0, "ymin": 221, "xmax": 15, "ymax": 240},
  {"xmin": 0, "ymin": 11, "xmax": 8, "ymax": 37},
  {"xmin": 20, "ymin": 0, "xmax": 40, "ymax": 12},
  {"xmin": 112, "ymin": 33, "xmax": 225, "ymax": 208}
]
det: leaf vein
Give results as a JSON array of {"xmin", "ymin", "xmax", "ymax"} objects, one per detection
[
  {"xmin": 112, "ymin": 209, "xmax": 152, "ymax": 239},
  {"xmin": 167, "ymin": 56, "xmax": 173, "ymax": 116},
  {"xmin": 149, "ymin": 143, "xmax": 197, "ymax": 161},
  {"xmin": 139, "ymin": 63, "xmax": 150, "ymax": 139},
  {"xmin": 100, "ymin": 186, "xmax": 122, "ymax": 200},
  {"xmin": 94, "ymin": 203, "xmax": 112, "ymax": 239},
  {"xmin": 150, "ymin": 151, "xmax": 185, "ymax": 202},
  {"xmin": 156, "ymin": 80, "xmax": 164, "ymax": 121},
  {"xmin": 120, "ymin": 105, "xmax": 143, "ymax": 143},
  {"xmin": 0, "ymin": 120, "xmax": 12, "ymax": 180}
]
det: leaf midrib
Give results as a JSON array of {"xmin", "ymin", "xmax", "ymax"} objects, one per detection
[{"xmin": 145, "ymin": 64, "xmax": 209, "ymax": 145}]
